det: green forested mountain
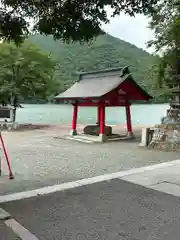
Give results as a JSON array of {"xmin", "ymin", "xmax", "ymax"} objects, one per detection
[{"xmin": 28, "ymin": 34, "xmax": 154, "ymax": 95}]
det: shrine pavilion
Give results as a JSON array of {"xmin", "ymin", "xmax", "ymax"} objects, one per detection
[{"xmin": 55, "ymin": 66, "xmax": 153, "ymax": 142}]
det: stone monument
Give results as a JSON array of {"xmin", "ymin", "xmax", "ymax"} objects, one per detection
[{"xmin": 148, "ymin": 85, "xmax": 180, "ymax": 151}]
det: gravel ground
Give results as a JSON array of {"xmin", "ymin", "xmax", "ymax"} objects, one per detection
[{"xmin": 0, "ymin": 125, "xmax": 180, "ymax": 195}]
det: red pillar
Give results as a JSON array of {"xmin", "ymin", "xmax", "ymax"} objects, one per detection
[
  {"xmin": 97, "ymin": 105, "xmax": 101, "ymax": 125},
  {"xmin": 71, "ymin": 103, "xmax": 78, "ymax": 135},
  {"xmin": 99, "ymin": 104, "xmax": 105, "ymax": 135},
  {"xmin": 125, "ymin": 104, "xmax": 132, "ymax": 133}
]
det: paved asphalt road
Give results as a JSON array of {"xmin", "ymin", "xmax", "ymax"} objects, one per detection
[{"xmin": 2, "ymin": 179, "xmax": 180, "ymax": 240}]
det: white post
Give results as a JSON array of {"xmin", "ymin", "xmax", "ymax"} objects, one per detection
[
  {"xmin": 139, "ymin": 128, "xmax": 150, "ymax": 147},
  {"xmin": 10, "ymin": 108, "xmax": 14, "ymax": 122}
]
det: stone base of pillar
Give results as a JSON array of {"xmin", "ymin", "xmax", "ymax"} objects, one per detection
[
  {"xmin": 70, "ymin": 129, "xmax": 77, "ymax": 136},
  {"xmin": 98, "ymin": 133, "xmax": 108, "ymax": 142},
  {"xmin": 127, "ymin": 131, "xmax": 134, "ymax": 138}
]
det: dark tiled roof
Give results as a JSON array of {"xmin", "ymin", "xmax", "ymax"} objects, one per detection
[{"xmin": 55, "ymin": 66, "xmax": 152, "ymax": 100}]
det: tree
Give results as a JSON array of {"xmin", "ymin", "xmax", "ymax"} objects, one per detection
[
  {"xmin": 0, "ymin": 0, "xmax": 160, "ymax": 44},
  {"xmin": 147, "ymin": 0, "xmax": 180, "ymax": 96},
  {"xmin": 0, "ymin": 42, "xmax": 58, "ymax": 121}
]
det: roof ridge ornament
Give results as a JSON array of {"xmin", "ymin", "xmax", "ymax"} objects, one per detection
[{"xmin": 76, "ymin": 65, "xmax": 131, "ymax": 77}]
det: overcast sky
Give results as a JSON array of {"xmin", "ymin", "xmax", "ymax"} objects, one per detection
[{"xmin": 102, "ymin": 13, "xmax": 154, "ymax": 53}]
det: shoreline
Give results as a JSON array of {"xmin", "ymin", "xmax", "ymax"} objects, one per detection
[{"xmin": 9, "ymin": 123, "xmax": 153, "ymax": 134}]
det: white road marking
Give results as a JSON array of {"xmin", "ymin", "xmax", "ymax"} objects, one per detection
[
  {"xmin": 0, "ymin": 181, "xmax": 81, "ymax": 203},
  {"xmin": 0, "ymin": 159, "xmax": 179, "ymax": 203},
  {"xmin": 5, "ymin": 219, "xmax": 39, "ymax": 240}
]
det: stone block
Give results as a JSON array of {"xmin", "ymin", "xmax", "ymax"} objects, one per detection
[
  {"xmin": 83, "ymin": 125, "xmax": 112, "ymax": 136},
  {"xmin": 154, "ymin": 124, "xmax": 160, "ymax": 128},
  {"xmin": 127, "ymin": 131, "xmax": 134, "ymax": 138},
  {"xmin": 0, "ymin": 122, "xmax": 19, "ymax": 131},
  {"xmin": 69, "ymin": 129, "xmax": 77, "ymax": 136},
  {"xmin": 167, "ymin": 124, "xmax": 176, "ymax": 130},
  {"xmin": 98, "ymin": 134, "xmax": 108, "ymax": 142}
]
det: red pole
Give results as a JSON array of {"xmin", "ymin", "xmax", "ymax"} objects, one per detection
[
  {"xmin": 72, "ymin": 103, "xmax": 78, "ymax": 134},
  {"xmin": 0, "ymin": 133, "xmax": 14, "ymax": 179},
  {"xmin": 0, "ymin": 154, "xmax": 1, "ymax": 176},
  {"xmin": 97, "ymin": 105, "xmax": 101, "ymax": 125},
  {"xmin": 99, "ymin": 104, "xmax": 105, "ymax": 134},
  {"xmin": 126, "ymin": 104, "xmax": 132, "ymax": 133}
]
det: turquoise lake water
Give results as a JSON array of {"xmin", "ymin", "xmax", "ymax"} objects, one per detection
[{"xmin": 15, "ymin": 104, "xmax": 169, "ymax": 125}]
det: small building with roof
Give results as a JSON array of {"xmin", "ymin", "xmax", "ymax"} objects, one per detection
[{"xmin": 55, "ymin": 66, "xmax": 152, "ymax": 142}]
